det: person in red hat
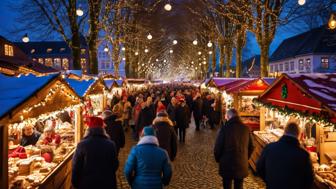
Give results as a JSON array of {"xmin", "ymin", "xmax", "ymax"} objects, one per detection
[{"xmin": 72, "ymin": 116, "xmax": 119, "ymax": 189}]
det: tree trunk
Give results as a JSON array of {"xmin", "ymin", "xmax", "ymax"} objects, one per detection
[
  {"xmin": 212, "ymin": 44, "xmax": 216, "ymax": 76},
  {"xmin": 71, "ymin": 35, "xmax": 81, "ymax": 70},
  {"xmin": 225, "ymin": 46, "xmax": 232, "ymax": 78},
  {"xmin": 236, "ymin": 46, "xmax": 243, "ymax": 78},
  {"xmin": 88, "ymin": 0, "xmax": 101, "ymax": 74},
  {"xmin": 219, "ymin": 43, "xmax": 225, "ymax": 77},
  {"xmin": 260, "ymin": 44, "xmax": 269, "ymax": 77}
]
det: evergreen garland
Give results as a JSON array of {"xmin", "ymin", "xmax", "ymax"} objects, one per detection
[{"xmin": 253, "ymin": 99, "xmax": 335, "ymax": 127}]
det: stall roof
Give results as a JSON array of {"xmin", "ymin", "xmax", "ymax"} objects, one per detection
[
  {"xmin": 260, "ymin": 73, "xmax": 336, "ymax": 118},
  {"xmin": 0, "ymin": 74, "xmax": 58, "ymax": 118},
  {"xmin": 226, "ymin": 78, "xmax": 270, "ymax": 94},
  {"xmin": 65, "ymin": 78, "xmax": 96, "ymax": 97},
  {"xmin": 207, "ymin": 77, "xmax": 255, "ymax": 90},
  {"xmin": 103, "ymin": 79, "xmax": 114, "ymax": 90},
  {"xmin": 116, "ymin": 79, "xmax": 124, "ymax": 87}
]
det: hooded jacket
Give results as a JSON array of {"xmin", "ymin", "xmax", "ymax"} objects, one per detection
[{"xmin": 124, "ymin": 136, "xmax": 172, "ymax": 189}]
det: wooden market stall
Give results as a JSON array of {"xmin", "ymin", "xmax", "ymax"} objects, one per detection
[
  {"xmin": 250, "ymin": 73, "xmax": 336, "ymax": 188},
  {"xmin": 0, "ymin": 73, "xmax": 82, "ymax": 189},
  {"xmin": 126, "ymin": 78, "xmax": 149, "ymax": 91},
  {"xmin": 66, "ymin": 78, "xmax": 107, "ymax": 116}
]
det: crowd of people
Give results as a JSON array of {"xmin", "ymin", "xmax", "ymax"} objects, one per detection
[{"xmin": 71, "ymin": 84, "xmax": 315, "ymax": 189}]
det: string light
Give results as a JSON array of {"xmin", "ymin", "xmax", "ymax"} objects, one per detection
[
  {"xmin": 173, "ymin": 40, "xmax": 178, "ymax": 45},
  {"xmin": 207, "ymin": 41, "xmax": 213, "ymax": 47},
  {"xmin": 328, "ymin": 13, "xmax": 336, "ymax": 30},
  {"xmin": 198, "ymin": 51, "xmax": 202, "ymax": 55},
  {"xmin": 147, "ymin": 33, "xmax": 153, "ymax": 40},
  {"xmin": 193, "ymin": 40, "xmax": 198, "ymax": 45},
  {"xmin": 122, "ymin": 47, "xmax": 126, "ymax": 51},
  {"xmin": 135, "ymin": 51, "xmax": 139, "ymax": 56},
  {"xmin": 145, "ymin": 48, "xmax": 149, "ymax": 53},
  {"xmin": 104, "ymin": 45, "xmax": 109, "ymax": 52},
  {"xmin": 169, "ymin": 49, "xmax": 173, "ymax": 54},
  {"xmin": 164, "ymin": 3, "xmax": 172, "ymax": 11}
]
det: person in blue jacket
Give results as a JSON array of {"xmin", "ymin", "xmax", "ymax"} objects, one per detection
[{"xmin": 124, "ymin": 126, "xmax": 172, "ymax": 189}]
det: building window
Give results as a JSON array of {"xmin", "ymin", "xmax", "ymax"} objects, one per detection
[
  {"xmin": 4, "ymin": 44, "xmax": 14, "ymax": 56},
  {"xmin": 279, "ymin": 63, "xmax": 283, "ymax": 72},
  {"xmin": 38, "ymin": 58, "xmax": 44, "ymax": 64},
  {"xmin": 274, "ymin": 64, "xmax": 278, "ymax": 72},
  {"xmin": 62, "ymin": 58, "xmax": 69, "ymax": 69},
  {"xmin": 101, "ymin": 61, "xmax": 105, "ymax": 69},
  {"xmin": 321, "ymin": 57, "xmax": 329, "ymax": 69},
  {"xmin": 45, "ymin": 58, "xmax": 53, "ymax": 67},
  {"xmin": 60, "ymin": 48, "xmax": 65, "ymax": 52},
  {"xmin": 81, "ymin": 49, "xmax": 86, "ymax": 55},
  {"xmin": 47, "ymin": 48, "xmax": 52, "ymax": 53},
  {"xmin": 305, "ymin": 58, "xmax": 311, "ymax": 72},
  {"xmin": 299, "ymin": 59, "xmax": 304, "ymax": 71},
  {"xmin": 285, "ymin": 62, "xmax": 289, "ymax": 72},
  {"xmin": 270, "ymin": 65, "xmax": 273, "ymax": 73},
  {"xmin": 54, "ymin": 58, "xmax": 62, "ymax": 69},
  {"xmin": 290, "ymin": 61, "xmax": 295, "ymax": 71}
]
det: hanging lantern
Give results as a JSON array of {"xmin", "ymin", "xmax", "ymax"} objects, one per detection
[
  {"xmin": 22, "ymin": 33, "xmax": 29, "ymax": 43},
  {"xmin": 328, "ymin": 13, "xmax": 336, "ymax": 30},
  {"xmin": 104, "ymin": 45, "xmax": 109, "ymax": 52}
]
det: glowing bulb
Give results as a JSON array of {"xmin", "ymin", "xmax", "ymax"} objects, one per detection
[
  {"xmin": 156, "ymin": 59, "xmax": 159, "ymax": 62},
  {"xmin": 207, "ymin": 41, "xmax": 213, "ymax": 47},
  {"xmin": 22, "ymin": 33, "xmax": 29, "ymax": 43},
  {"xmin": 164, "ymin": 3, "xmax": 172, "ymax": 11},
  {"xmin": 76, "ymin": 8, "xmax": 84, "ymax": 16},
  {"xmin": 198, "ymin": 51, "xmax": 202, "ymax": 55},
  {"xmin": 203, "ymin": 61, "xmax": 206, "ymax": 65},
  {"xmin": 122, "ymin": 47, "xmax": 126, "ymax": 51},
  {"xmin": 122, "ymin": 57, "xmax": 126, "ymax": 61},
  {"xmin": 145, "ymin": 49, "xmax": 149, "ymax": 53},
  {"xmin": 104, "ymin": 46, "xmax": 109, "ymax": 52},
  {"xmin": 173, "ymin": 40, "xmax": 178, "ymax": 45},
  {"xmin": 169, "ymin": 49, "xmax": 173, "ymax": 53},
  {"xmin": 193, "ymin": 40, "xmax": 198, "ymax": 45},
  {"xmin": 164, "ymin": 59, "xmax": 167, "ymax": 63},
  {"xmin": 147, "ymin": 33, "xmax": 152, "ymax": 40},
  {"xmin": 135, "ymin": 52, "xmax": 139, "ymax": 56},
  {"xmin": 298, "ymin": 0, "xmax": 305, "ymax": 6},
  {"xmin": 208, "ymin": 51, "xmax": 213, "ymax": 55}
]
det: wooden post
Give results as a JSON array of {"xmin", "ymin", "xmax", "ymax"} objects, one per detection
[
  {"xmin": 260, "ymin": 107, "xmax": 266, "ymax": 131},
  {"xmin": 0, "ymin": 125, "xmax": 8, "ymax": 189}
]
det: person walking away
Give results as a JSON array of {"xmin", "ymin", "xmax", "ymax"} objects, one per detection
[
  {"xmin": 72, "ymin": 116, "xmax": 119, "ymax": 189},
  {"xmin": 122, "ymin": 96, "xmax": 132, "ymax": 132},
  {"xmin": 124, "ymin": 126, "xmax": 172, "ymax": 189},
  {"xmin": 102, "ymin": 110, "xmax": 125, "ymax": 155},
  {"xmin": 256, "ymin": 122, "xmax": 314, "ymax": 189},
  {"xmin": 192, "ymin": 93, "xmax": 203, "ymax": 131},
  {"xmin": 136, "ymin": 97, "xmax": 155, "ymax": 138},
  {"xmin": 153, "ymin": 111, "xmax": 178, "ymax": 161},
  {"xmin": 167, "ymin": 97, "xmax": 178, "ymax": 134},
  {"xmin": 133, "ymin": 96, "xmax": 144, "ymax": 139},
  {"xmin": 214, "ymin": 109, "xmax": 254, "ymax": 189},
  {"xmin": 175, "ymin": 98, "xmax": 190, "ymax": 143}
]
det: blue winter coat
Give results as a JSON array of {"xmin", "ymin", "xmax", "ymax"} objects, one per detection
[
  {"xmin": 124, "ymin": 136, "xmax": 172, "ymax": 189},
  {"xmin": 72, "ymin": 128, "xmax": 119, "ymax": 189}
]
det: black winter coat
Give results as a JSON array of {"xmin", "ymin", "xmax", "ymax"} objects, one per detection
[
  {"xmin": 72, "ymin": 128, "xmax": 119, "ymax": 189},
  {"xmin": 137, "ymin": 105, "xmax": 155, "ymax": 133},
  {"xmin": 166, "ymin": 103, "xmax": 176, "ymax": 124},
  {"xmin": 214, "ymin": 117, "xmax": 254, "ymax": 179},
  {"xmin": 192, "ymin": 97, "xmax": 203, "ymax": 120},
  {"xmin": 175, "ymin": 104, "xmax": 190, "ymax": 129},
  {"xmin": 256, "ymin": 136, "xmax": 314, "ymax": 189},
  {"xmin": 153, "ymin": 117, "xmax": 178, "ymax": 161},
  {"xmin": 104, "ymin": 115, "xmax": 125, "ymax": 155}
]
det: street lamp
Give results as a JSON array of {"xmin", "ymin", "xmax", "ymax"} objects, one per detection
[
  {"xmin": 173, "ymin": 40, "xmax": 178, "ymax": 45},
  {"xmin": 193, "ymin": 40, "xmax": 198, "ymax": 45},
  {"xmin": 22, "ymin": 33, "xmax": 29, "ymax": 43},
  {"xmin": 76, "ymin": 6, "xmax": 84, "ymax": 17},
  {"xmin": 164, "ymin": 3, "xmax": 172, "ymax": 11},
  {"xmin": 328, "ymin": 13, "xmax": 336, "ymax": 30},
  {"xmin": 147, "ymin": 33, "xmax": 153, "ymax": 40},
  {"xmin": 207, "ymin": 41, "xmax": 213, "ymax": 48},
  {"xmin": 104, "ymin": 45, "xmax": 109, "ymax": 52},
  {"xmin": 298, "ymin": 0, "xmax": 305, "ymax": 6}
]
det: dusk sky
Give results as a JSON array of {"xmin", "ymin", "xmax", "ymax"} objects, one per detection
[{"xmin": 0, "ymin": 0, "xmax": 314, "ymax": 60}]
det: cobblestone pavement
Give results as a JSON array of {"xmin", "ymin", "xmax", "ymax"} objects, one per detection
[{"xmin": 116, "ymin": 119, "xmax": 265, "ymax": 189}]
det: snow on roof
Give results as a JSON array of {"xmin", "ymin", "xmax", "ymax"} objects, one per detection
[
  {"xmin": 0, "ymin": 73, "xmax": 58, "ymax": 118},
  {"xmin": 65, "ymin": 78, "xmax": 95, "ymax": 97},
  {"xmin": 287, "ymin": 73, "xmax": 336, "ymax": 113},
  {"xmin": 210, "ymin": 77, "xmax": 254, "ymax": 89}
]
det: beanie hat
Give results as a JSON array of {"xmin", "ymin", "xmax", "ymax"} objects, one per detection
[
  {"xmin": 143, "ymin": 126, "xmax": 155, "ymax": 136},
  {"xmin": 87, "ymin": 116, "xmax": 104, "ymax": 128},
  {"xmin": 157, "ymin": 110, "xmax": 168, "ymax": 117},
  {"xmin": 157, "ymin": 103, "xmax": 166, "ymax": 113}
]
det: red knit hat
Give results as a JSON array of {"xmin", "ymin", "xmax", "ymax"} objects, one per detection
[
  {"xmin": 157, "ymin": 103, "xmax": 166, "ymax": 113},
  {"xmin": 87, "ymin": 116, "xmax": 104, "ymax": 128}
]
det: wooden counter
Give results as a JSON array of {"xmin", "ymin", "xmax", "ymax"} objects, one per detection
[{"xmin": 38, "ymin": 149, "xmax": 75, "ymax": 189}]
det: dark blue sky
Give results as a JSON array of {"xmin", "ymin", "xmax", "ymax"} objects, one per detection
[{"xmin": 0, "ymin": 0, "xmax": 311, "ymax": 60}]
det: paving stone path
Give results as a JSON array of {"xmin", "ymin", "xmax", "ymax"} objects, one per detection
[{"xmin": 116, "ymin": 119, "xmax": 265, "ymax": 189}]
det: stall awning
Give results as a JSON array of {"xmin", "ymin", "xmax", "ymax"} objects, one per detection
[
  {"xmin": 65, "ymin": 78, "xmax": 96, "ymax": 97},
  {"xmin": 259, "ymin": 73, "xmax": 336, "ymax": 122},
  {"xmin": 0, "ymin": 74, "xmax": 58, "ymax": 119},
  {"xmin": 103, "ymin": 79, "xmax": 114, "ymax": 90},
  {"xmin": 225, "ymin": 78, "xmax": 270, "ymax": 94}
]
